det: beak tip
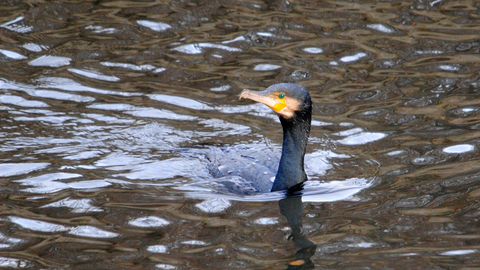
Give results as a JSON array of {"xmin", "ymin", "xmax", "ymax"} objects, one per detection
[{"xmin": 239, "ymin": 89, "xmax": 251, "ymax": 100}]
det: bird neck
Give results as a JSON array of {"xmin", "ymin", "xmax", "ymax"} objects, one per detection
[{"xmin": 271, "ymin": 112, "xmax": 311, "ymax": 191}]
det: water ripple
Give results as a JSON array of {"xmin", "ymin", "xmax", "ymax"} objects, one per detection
[
  {"xmin": 129, "ymin": 217, "xmax": 170, "ymax": 227},
  {"xmin": 173, "ymin": 43, "xmax": 242, "ymax": 54},
  {"xmin": 41, "ymin": 198, "xmax": 103, "ymax": 213},
  {"xmin": 69, "ymin": 226, "xmax": 118, "ymax": 238},
  {"xmin": 0, "ymin": 49, "xmax": 27, "ymax": 60},
  {"xmin": 8, "ymin": 217, "xmax": 70, "ymax": 233},
  {"xmin": 0, "ymin": 163, "xmax": 49, "ymax": 177},
  {"xmin": 28, "ymin": 56, "xmax": 71, "ymax": 67},
  {"xmin": 137, "ymin": 20, "xmax": 172, "ymax": 31},
  {"xmin": 68, "ymin": 68, "xmax": 120, "ymax": 82}
]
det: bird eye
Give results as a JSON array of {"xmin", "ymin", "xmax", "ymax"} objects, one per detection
[{"xmin": 278, "ymin": 93, "xmax": 285, "ymax": 99}]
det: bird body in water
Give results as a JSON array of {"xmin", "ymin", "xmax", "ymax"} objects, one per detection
[{"xmin": 239, "ymin": 83, "xmax": 312, "ymax": 192}]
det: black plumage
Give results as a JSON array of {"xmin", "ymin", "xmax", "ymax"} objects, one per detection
[{"xmin": 240, "ymin": 83, "xmax": 312, "ymax": 192}]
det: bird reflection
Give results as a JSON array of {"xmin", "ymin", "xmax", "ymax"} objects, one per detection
[{"xmin": 278, "ymin": 189, "xmax": 316, "ymax": 269}]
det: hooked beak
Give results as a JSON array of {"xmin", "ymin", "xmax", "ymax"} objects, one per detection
[{"xmin": 239, "ymin": 89, "xmax": 287, "ymax": 113}]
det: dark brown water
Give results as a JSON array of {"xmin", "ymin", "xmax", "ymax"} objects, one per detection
[{"xmin": 1, "ymin": 0, "xmax": 480, "ymax": 269}]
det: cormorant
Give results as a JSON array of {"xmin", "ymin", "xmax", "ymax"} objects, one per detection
[{"xmin": 240, "ymin": 83, "xmax": 312, "ymax": 192}]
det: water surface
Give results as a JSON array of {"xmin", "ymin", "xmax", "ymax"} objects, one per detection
[{"xmin": 1, "ymin": 1, "xmax": 480, "ymax": 269}]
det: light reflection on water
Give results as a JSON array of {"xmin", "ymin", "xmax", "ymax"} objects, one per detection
[{"xmin": 1, "ymin": 0, "xmax": 480, "ymax": 269}]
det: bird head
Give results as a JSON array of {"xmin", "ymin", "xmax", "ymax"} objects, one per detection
[{"xmin": 239, "ymin": 83, "xmax": 312, "ymax": 119}]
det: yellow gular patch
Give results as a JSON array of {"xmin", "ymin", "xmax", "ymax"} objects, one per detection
[
  {"xmin": 275, "ymin": 96, "xmax": 301, "ymax": 119},
  {"xmin": 268, "ymin": 92, "xmax": 287, "ymax": 112}
]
